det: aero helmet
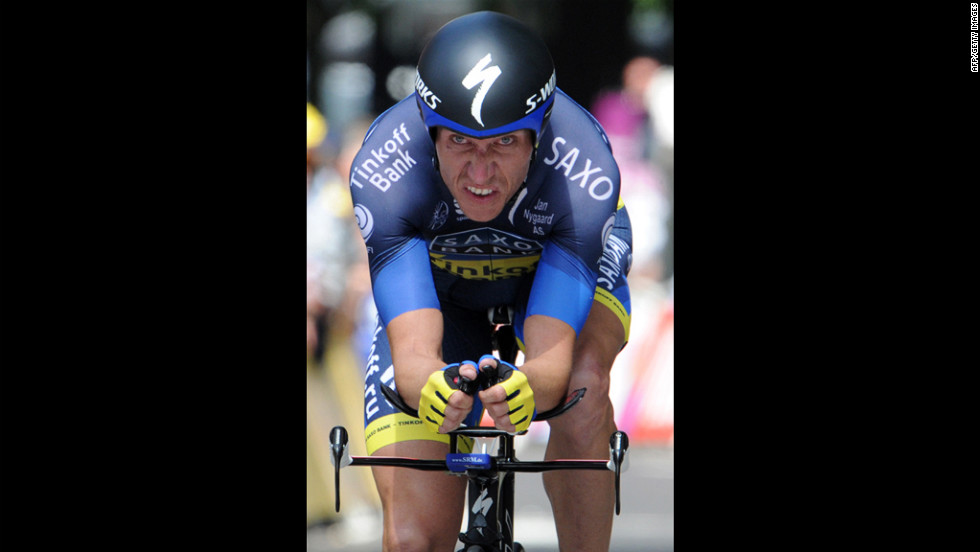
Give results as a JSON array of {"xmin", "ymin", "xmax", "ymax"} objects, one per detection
[{"xmin": 415, "ymin": 11, "xmax": 556, "ymax": 148}]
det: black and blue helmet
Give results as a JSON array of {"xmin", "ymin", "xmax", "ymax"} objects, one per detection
[{"xmin": 415, "ymin": 11, "xmax": 556, "ymax": 147}]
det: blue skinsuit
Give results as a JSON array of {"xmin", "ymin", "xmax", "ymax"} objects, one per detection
[{"xmin": 349, "ymin": 89, "xmax": 632, "ymax": 454}]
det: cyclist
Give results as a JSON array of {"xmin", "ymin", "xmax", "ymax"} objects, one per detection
[{"xmin": 349, "ymin": 11, "xmax": 633, "ymax": 551}]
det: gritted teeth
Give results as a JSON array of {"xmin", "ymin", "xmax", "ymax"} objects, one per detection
[{"xmin": 467, "ymin": 186, "xmax": 493, "ymax": 196}]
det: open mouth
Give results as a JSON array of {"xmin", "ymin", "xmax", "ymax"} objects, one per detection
[{"xmin": 466, "ymin": 186, "xmax": 493, "ymax": 197}]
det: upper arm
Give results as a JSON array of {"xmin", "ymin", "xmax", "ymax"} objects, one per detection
[
  {"xmin": 370, "ymin": 235, "xmax": 440, "ymax": 326},
  {"xmin": 348, "ymin": 104, "xmax": 441, "ymax": 326},
  {"xmin": 526, "ymin": 240, "xmax": 602, "ymax": 336},
  {"xmin": 527, "ymin": 123, "xmax": 620, "ymax": 335}
]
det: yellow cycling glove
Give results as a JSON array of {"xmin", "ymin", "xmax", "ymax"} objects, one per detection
[
  {"xmin": 479, "ymin": 354, "xmax": 536, "ymax": 433},
  {"xmin": 419, "ymin": 363, "xmax": 476, "ymax": 433}
]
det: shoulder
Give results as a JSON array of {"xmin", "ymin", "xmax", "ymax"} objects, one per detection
[
  {"xmin": 360, "ymin": 96, "xmax": 428, "ymax": 150},
  {"xmin": 543, "ymin": 89, "xmax": 617, "ymax": 163},
  {"xmin": 531, "ymin": 89, "xmax": 620, "ymax": 205},
  {"xmin": 349, "ymin": 96, "xmax": 437, "ymax": 199}
]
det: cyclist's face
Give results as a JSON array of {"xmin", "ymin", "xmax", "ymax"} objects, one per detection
[{"xmin": 435, "ymin": 128, "xmax": 533, "ymax": 222}]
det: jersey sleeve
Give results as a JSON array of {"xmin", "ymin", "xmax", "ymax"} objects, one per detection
[
  {"xmin": 526, "ymin": 240, "xmax": 602, "ymax": 333},
  {"xmin": 369, "ymin": 235, "xmax": 439, "ymax": 325},
  {"xmin": 524, "ymin": 90, "xmax": 622, "ymax": 335},
  {"xmin": 348, "ymin": 99, "xmax": 440, "ymax": 327}
]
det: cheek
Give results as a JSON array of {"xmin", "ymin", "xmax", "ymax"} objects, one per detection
[
  {"xmin": 434, "ymin": 148, "xmax": 452, "ymax": 180},
  {"xmin": 437, "ymin": 156, "xmax": 456, "ymax": 184},
  {"xmin": 439, "ymin": 166, "xmax": 453, "ymax": 188},
  {"xmin": 505, "ymin": 155, "xmax": 532, "ymax": 183}
]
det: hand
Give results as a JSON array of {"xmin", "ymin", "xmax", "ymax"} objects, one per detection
[
  {"xmin": 476, "ymin": 355, "xmax": 535, "ymax": 434},
  {"xmin": 418, "ymin": 362, "xmax": 479, "ymax": 433}
]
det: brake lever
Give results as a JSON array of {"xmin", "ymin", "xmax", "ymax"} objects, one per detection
[
  {"xmin": 329, "ymin": 426, "xmax": 352, "ymax": 512},
  {"xmin": 608, "ymin": 430, "xmax": 630, "ymax": 515}
]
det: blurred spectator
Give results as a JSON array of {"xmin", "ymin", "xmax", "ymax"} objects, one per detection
[
  {"xmin": 639, "ymin": 57, "xmax": 674, "ymax": 284},
  {"xmin": 307, "ymin": 104, "xmax": 371, "ymax": 365},
  {"xmin": 591, "ymin": 56, "xmax": 672, "ymax": 284},
  {"xmin": 592, "ymin": 56, "xmax": 657, "ymax": 162},
  {"xmin": 593, "ymin": 58, "xmax": 675, "ymax": 454},
  {"xmin": 325, "ymin": 118, "xmax": 375, "ymax": 362},
  {"xmin": 308, "ymin": 105, "xmax": 380, "ymax": 528},
  {"xmin": 642, "ymin": 59, "xmax": 673, "ymax": 163}
]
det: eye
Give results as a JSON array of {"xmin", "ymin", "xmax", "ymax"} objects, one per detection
[
  {"xmin": 451, "ymin": 134, "xmax": 467, "ymax": 144},
  {"xmin": 498, "ymin": 135, "xmax": 515, "ymax": 145}
]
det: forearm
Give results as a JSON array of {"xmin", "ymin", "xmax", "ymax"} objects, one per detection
[
  {"xmin": 386, "ymin": 308, "xmax": 445, "ymax": 409},
  {"xmin": 519, "ymin": 314, "xmax": 576, "ymax": 411}
]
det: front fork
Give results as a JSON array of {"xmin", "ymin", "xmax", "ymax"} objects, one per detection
[
  {"xmin": 459, "ymin": 471, "xmax": 516, "ymax": 552},
  {"xmin": 457, "ymin": 436, "xmax": 517, "ymax": 552}
]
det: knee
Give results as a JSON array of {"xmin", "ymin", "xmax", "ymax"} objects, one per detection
[
  {"xmin": 382, "ymin": 504, "xmax": 460, "ymax": 552},
  {"xmin": 548, "ymin": 360, "xmax": 615, "ymax": 444},
  {"xmin": 563, "ymin": 350, "xmax": 614, "ymax": 420},
  {"xmin": 570, "ymin": 353, "xmax": 612, "ymax": 398},
  {"xmin": 382, "ymin": 524, "xmax": 439, "ymax": 552}
]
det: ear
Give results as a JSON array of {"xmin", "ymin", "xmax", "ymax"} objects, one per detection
[{"xmin": 430, "ymin": 127, "xmax": 441, "ymax": 171}]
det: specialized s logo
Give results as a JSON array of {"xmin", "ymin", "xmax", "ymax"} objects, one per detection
[
  {"xmin": 462, "ymin": 53, "xmax": 501, "ymax": 127},
  {"xmin": 354, "ymin": 204, "xmax": 374, "ymax": 241},
  {"xmin": 472, "ymin": 488, "xmax": 493, "ymax": 517}
]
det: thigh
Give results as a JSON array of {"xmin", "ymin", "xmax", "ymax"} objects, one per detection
[
  {"xmin": 371, "ymin": 440, "xmax": 468, "ymax": 550},
  {"xmin": 560, "ymin": 204, "xmax": 633, "ymax": 400},
  {"xmin": 547, "ymin": 299, "xmax": 626, "ymax": 440},
  {"xmin": 573, "ymin": 298, "xmax": 628, "ymax": 380},
  {"xmin": 592, "ymin": 202, "xmax": 633, "ymax": 348}
]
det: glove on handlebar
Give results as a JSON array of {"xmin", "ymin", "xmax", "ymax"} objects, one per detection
[
  {"xmin": 478, "ymin": 354, "xmax": 536, "ymax": 433},
  {"xmin": 419, "ymin": 363, "xmax": 476, "ymax": 433}
]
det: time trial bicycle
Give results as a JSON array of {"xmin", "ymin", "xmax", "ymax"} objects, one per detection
[{"xmin": 329, "ymin": 332, "xmax": 629, "ymax": 552}]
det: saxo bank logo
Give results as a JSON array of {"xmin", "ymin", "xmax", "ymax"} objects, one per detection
[
  {"xmin": 354, "ymin": 204, "xmax": 374, "ymax": 241},
  {"xmin": 462, "ymin": 53, "xmax": 501, "ymax": 127}
]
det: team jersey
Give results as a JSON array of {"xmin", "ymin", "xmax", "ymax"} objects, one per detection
[{"xmin": 349, "ymin": 88, "xmax": 623, "ymax": 336}]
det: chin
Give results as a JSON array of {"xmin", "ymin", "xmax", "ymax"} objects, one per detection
[
  {"xmin": 454, "ymin": 194, "xmax": 503, "ymax": 222},
  {"xmin": 463, "ymin": 209, "xmax": 500, "ymax": 222}
]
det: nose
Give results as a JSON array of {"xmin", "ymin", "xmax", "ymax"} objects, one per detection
[{"xmin": 466, "ymin": 150, "xmax": 494, "ymax": 185}]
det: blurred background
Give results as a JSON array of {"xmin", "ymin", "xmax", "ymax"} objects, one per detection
[{"xmin": 306, "ymin": 1, "xmax": 673, "ymax": 550}]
